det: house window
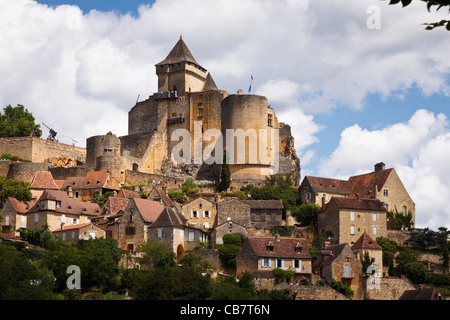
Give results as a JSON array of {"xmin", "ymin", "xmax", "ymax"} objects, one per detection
[
  {"xmin": 373, "ymin": 213, "xmax": 377, "ymax": 221},
  {"xmin": 157, "ymin": 228, "xmax": 162, "ymax": 239},
  {"xmin": 188, "ymin": 231, "xmax": 195, "ymax": 242},
  {"xmin": 261, "ymin": 257, "xmax": 270, "ymax": 268},
  {"xmin": 383, "ymin": 189, "xmax": 388, "ymax": 197},
  {"xmin": 56, "ymin": 201, "xmax": 61, "ymax": 208},
  {"xmin": 87, "ymin": 217, "xmax": 91, "ymax": 223},
  {"xmin": 373, "ymin": 226, "xmax": 378, "ymax": 235},
  {"xmin": 267, "ymin": 114, "xmax": 273, "ymax": 127},
  {"xmin": 89, "ymin": 231, "xmax": 96, "ymax": 239},
  {"xmin": 192, "ymin": 211, "xmax": 198, "ymax": 218},
  {"xmin": 203, "ymin": 222, "xmax": 209, "ymax": 229},
  {"xmin": 276, "ymin": 259, "xmax": 284, "ymax": 269},
  {"xmin": 62, "ymin": 233, "xmax": 66, "ymax": 241},
  {"xmin": 72, "ymin": 218, "xmax": 77, "ymax": 224},
  {"xmin": 350, "ymin": 225, "xmax": 355, "ymax": 235},
  {"xmin": 402, "ymin": 206, "xmax": 407, "ymax": 216},
  {"xmin": 204, "ymin": 211, "xmax": 210, "ymax": 218},
  {"xmin": 61, "ymin": 214, "xmax": 66, "ymax": 223},
  {"xmin": 35, "ymin": 213, "xmax": 38, "ymax": 223},
  {"xmin": 127, "ymin": 244, "xmax": 134, "ymax": 253},
  {"xmin": 72, "ymin": 231, "xmax": 75, "ymax": 239},
  {"xmin": 126, "ymin": 226, "xmax": 136, "ymax": 235},
  {"xmin": 199, "ymin": 203, "xmax": 202, "ymax": 209},
  {"xmin": 5, "ymin": 215, "xmax": 10, "ymax": 226},
  {"xmin": 197, "ymin": 107, "xmax": 203, "ymax": 118},
  {"xmin": 267, "ymin": 245, "xmax": 274, "ymax": 252},
  {"xmin": 350, "ymin": 212, "xmax": 355, "ymax": 221},
  {"xmin": 306, "ymin": 192, "xmax": 311, "ymax": 202}
]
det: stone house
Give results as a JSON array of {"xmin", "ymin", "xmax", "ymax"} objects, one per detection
[
  {"xmin": 116, "ymin": 188, "xmax": 140, "ymax": 199},
  {"xmin": 241, "ymin": 200, "xmax": 284, "ymax": 226},
  {"xmin": 350, "ymin": 232, "xmax": 383, "ymax": 277},
  {"xmin": 113, "ymin": 197, "xmax": 164, "ymax": 254},
  {"xmin": 236, "ymin": 235, "xmax": 312, "ymax": 284},
  {"xmin": 312, "ymin": 243, "xmax": 363, "ymax": 299},
  {"xmin": 1, "ymin": 197, "xmax": 35, "ymax": 235},
  {"xmin": 300, "ymin": 162, "xmax": 415, "ymax": 227},
  {"xmin": 26, "ymin": 190, "xmax": 102, "ymax": 232},
  {"xmin": 217, "ymin": 198, "xmax": 251, "ymax": 229},
  {"xmin": 212, "ymin": 219, "xmax": 247, "ymax": 245},
  {"xmin": 74, "ymin": 170, "xmax": 120, "ymax": 201},
  {"xmin": 60, "ymin": 176, "xmax": 85, "ymax": 200},
  {"xmin": 317, "ymin": 196, "xmax": 387, "ymax": 246},
  {"xmin": 52, "ymin": 222, "xmax": 106, "ymax": 243},
  {"xmin": 148, "ymin": 206, "xmax": 208, "ymax": 260},
  {"xmin": 180, "ymin": 195, "xmax": 217, "ymax": 230}
]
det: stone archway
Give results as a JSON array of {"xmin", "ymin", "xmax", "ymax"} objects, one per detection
[{"xmin": 176, "ymin": 244, "xmax": 184, "ymax": 262}]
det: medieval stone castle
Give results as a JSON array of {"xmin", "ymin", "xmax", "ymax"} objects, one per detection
[{"xmin": 0, "ymin": 37, "xmax": 300, "ymax": 188}]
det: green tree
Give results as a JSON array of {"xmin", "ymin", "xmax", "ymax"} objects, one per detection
[
  {"xmin": 217, "ymin": 150, "xmax": 231, "ymax": 192},
  {"xmin": 0, "ymin": 104, "xmax": 40, "ymax": 137},
  {"xmin": 137, "ymin": 240, "xmax": 177, "ymax": 270},
  {"xmin": 217, "ymin": 234, "xmax": 243, "ymax": 269},
  {"xmin": 396, "ymin": 248, "xmax": 419, "ymax": 274},
  {"xmin": 181, "ymin": 178, "xmax": 198, "ymax": 194},
  {"xmin": 292, "ymin": 203, "xmax": 321, "ymax": 226},
  {"xmin": 362, "ymin": 251, "xmax": 375, "ymax": 274},
  {"xmin": 404, "ymin": 261, "xmax": 428, "ymax": 284},
  {"xmin": 0, "ymin": 244, "xmax": 55, "ymax": 300},
  {"xmin": 0, "ymin": 176, "xmax": 32, "ymax": 206}
]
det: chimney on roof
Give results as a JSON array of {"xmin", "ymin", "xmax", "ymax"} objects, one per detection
[
  {"xmin": 275, "ymin": 233, "xmax": 280, "ymax": 241},
  {"xmin": 68, "ymin": 186, "xmax": 73, "ymax": 198},
  {"xmin": 321, "ymin": 194, "xmax": 326, "ymax": 207},
  {"xmin": 374, "ymin": 162, "xmax": 385, "ymax": 172}
]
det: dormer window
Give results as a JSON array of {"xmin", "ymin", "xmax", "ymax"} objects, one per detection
[
  {"xmin": 295, "ymin": 242, "xmax": 303, "ymax": 253},
  {"xmin": 56, "ymin": 201, "xmax": 61, "ymax": 208},
  {"xmin": 267, "ymin": 241, "xmax": 274, "ymax": 252}
]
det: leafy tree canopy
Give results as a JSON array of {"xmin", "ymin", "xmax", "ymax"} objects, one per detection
[{"xmin": 0, "ymin": 104, "xmax": 40, "ymax": 137}]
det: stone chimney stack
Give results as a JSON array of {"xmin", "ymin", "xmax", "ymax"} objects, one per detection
[{"xmin": 374, "ymin": 162, "xmax": 385, "ymax": 172}]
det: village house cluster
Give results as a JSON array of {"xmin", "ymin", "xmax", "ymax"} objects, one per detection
[{"xmin": 0, "ymin": 38, "xmax": 445, "ymax": 300}]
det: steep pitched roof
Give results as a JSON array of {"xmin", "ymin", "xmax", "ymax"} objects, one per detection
[
  {"xmin": 61, "ymin": 177, "xmax": 85, "ymax": 191},
  {"xmin": 132, "ymin": 197, "xmax": 165, "ymax": 223},
  {"xmin": 82, "ymin": 170, "xmax": 109, "ymax": 188},
  {"xmin": 312, "ymin": 243, "xmax": 348, "ymax": 268},
  {"xmin": 30, "ymin": 171, "xmax": 59, "ymax": 190},
  {"xmin": 241, "ymin": 200, "xmax": 284, "ymax": 210},
  {"xmin": 5, "ymin": 197, "xmax": 35, "ymax": 214},
  {"xmin": 102, "ymin": 197, "xmax": 130, "ymax": 216},
  {"xmin": 150, "ymin": 207, "xmax": 187, "ymax": 228},
  {"xmin": 155, "ymin": 36, "xmax": 202, "ymax": 68},
  {"xmin": 149, "ymin": 186, "xmax": 174, "ymax": 207},
  {"xmin": 117, "ymin": 188, "xmax": 140, "ymax": 199},
  {"xmin": 351, "ymin": 232, "xmax": 382, "ymax": 250},
  {"xmin": 245, "ymin": 236, "xmax": 311, "ymax": 259},
  {"xmin": 202, "ymin": 73, "xmax": 218, "ymax": 91},
  {"xmin": 348, "ymin": 169, "xmax": 393, "ymax": 198}
]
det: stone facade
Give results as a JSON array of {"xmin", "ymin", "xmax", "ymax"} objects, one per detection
[
  {"xmin": 0, "ymin": 198, "xmax": 35, "ymax": 235},
  {"xmin": 52, "ymin": 222, "xmax": 106, "ymax": 243},
  {"xmin": 180, "ymin": 196, "xmax": 217, "ymax": 230},
  {"xmin": 212, "ymin": 219, "xmax": 247, "ymax": 245},
  {"xmin": 217, "ymin": 198, "xmax": 252, "ymax": 229}
]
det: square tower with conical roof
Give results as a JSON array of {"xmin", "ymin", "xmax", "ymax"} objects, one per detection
[{"xmin": 155, "ymin": 36, "xmax": 208, "ymax": 95}]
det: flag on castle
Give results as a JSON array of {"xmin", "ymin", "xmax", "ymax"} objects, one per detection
[{"xmin": 248, "ymin": 75, "xmax": 253, "ymax": 93}]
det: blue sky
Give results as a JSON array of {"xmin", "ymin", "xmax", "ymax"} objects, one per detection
[{"xmin": 2, "ymin": 0, "xmax": 450, "ymax": 229}]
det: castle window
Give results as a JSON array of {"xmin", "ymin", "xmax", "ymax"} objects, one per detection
[
  {"xmin": 350, "ymin": 225, "xmax": 355, "ymax": 235},
  {"xmin": 373, "ymin": 226, "xmax": 378, "ymax": 234},
  {"xmin": 197, "ymin": 107, "xmax": 203, "ymax": 118},
  {"xmin": 268, "ymin": 114, "xmax": 273, "ymax": 127},
  {"xmin": 133, "ymin": 163, "xmax": 138, "ymax": 171},
  {"xmin": 383, "ymin": 189, "xmax": 389, "ymax": 197}
]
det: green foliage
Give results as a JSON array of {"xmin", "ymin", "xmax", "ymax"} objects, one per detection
[
  {"xmin": 291, "ymin": 203, "xmax": 321, "ymax": 226},
  {"xmin": 137, "ymin": 240, "xmax": 177, "ymax": 270},
  {"xmin": 362, "ymin": 251, "xmax": 375, "ymax": 274},
  {"xmin": 223, "ymin": 233, "xmax": 243, "ymax": 246},
  {"xmin": 0, "ymin": 152, "xmax": 30, "ymax": 162},
  {"xmin": 270, "ymin": 226, "xmax": 294, "ymax": 237},
  {"xmin": 179, "ymin": 252, "xmax": 212, "ymax": 272},
  {"xmin": 331, "ymin": 279, "xmax": 354, "ymax": 298},
  {"xmin": 0, "ymin": 176, "xmax": 32, "ymax": 206},
  {"xmin": 376, "ymin": 236, "xmax": 398, "ymax": 267},
  {"xmin": 425, "ymin": 273, "xmax": 450, "ymax": 287},
  {"xmin": 217, "ymin": 150, "xmax": 231, "ymax": 192},
  {"xmin": 383, "ymin": 0, "xmax": 450, "ymax": 30},
  {"xmin": 272, "ymin": 268, "xmax": 295, "ymax": 284},
  {"xmin": 91, "ymin": 191, "xmax": 113, "ymax": 208},
  {"xmin": 310, "ymin": 231, "xmax": 333, "ymax": 262},
  {"xmin": 0, "ymin": 104, "xmax": 40, "ymax": 138},
  {"xmin": 181, "ymin": 178, "xmax": 198, "ymax": 194},
  {"xmin": 0, "ymin": 243, "xmax": 55, "ymax": 299},
  {"xmin": 387, "ymin": 207, "xmax": 413, "ymax": 230},
  {"xmin": 404, "ymin": 261, "xmax": 427, "ymax": 284},
  {"xmin": 18, "ymin": 224, "xmax": 50, "ymax": 246},
  {"xmin": 395, "ymin": 247, "xmax": 419, "ymax": 274},
  {"xmin": 405, "ymin": 227, "xmax": 449, "ymax": 247}
]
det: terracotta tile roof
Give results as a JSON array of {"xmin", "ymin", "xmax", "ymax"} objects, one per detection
[
  {"xmin": 61, "ymin": 177, "xmax": 85, "ymax": 190},
  {"xmin": 348, "ymin": 169, "xmax": 393, "ymax": 198},
  {"xmin": 150, "ymin": 207, "xmax": 187, "ymax": 228},
  {"xmin": 245, "ymin": 236, "xmax": 311, "ymax": 259},
  {"xmin": 312, "ymin": 243, "xmax": 347, "ymax": 268},
  {"xmin": 6, "ymin": 197, "xmax": 35, "ymax": 213},
  {"xmin": 102, "ymin": 197, "xmax": 130, "ymax": 216},
  {"xmin": 30, "ymin": 171, "xmax": 59, "ymax": 190},
  {"xmin": 27, "ymin": 190, "xmax": 102, "ymax": 216},
  {"xmin": 304, "ymin": 176, "xmax": 351, "ymax": 195},
  {"xmin": 117, "ymin": 188, "xmax": 140, "ymax": 199},
  {"xmin": 351, "ymin": 232, "xmax": 382, "ymax": 250},
  {"xmin": 150, "ymin": 187, "xmax": 174, "ymax": 207},
  {"xmin": 0, "ymin": 233, "xmax": 26, "ymax": 242},
  {"xmin": 399, "ymin": 287, "xmax": 441, "ymax": 300},
  {"xmin": 132, "ymin": 197, "xmax": 165, "ymax": 223},
  {"xmin": 319, "ymin": 197, "xmax": 386, "ymax": 213},
  {"xmin": 54, "ymin": 180, "xmax": 65, "ymax": 190},
  {"xmin": 82, "ymin": 170, "xmax": 109, "ymax": 188},
  {"xmin": 241, "ymin": 200, "xmax": 284, "ymax": 210}
]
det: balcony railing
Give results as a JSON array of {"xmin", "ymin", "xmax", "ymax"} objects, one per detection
[{"xmin": 342, "ymin": 271, "xmax": 355, "ymax": 279}]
